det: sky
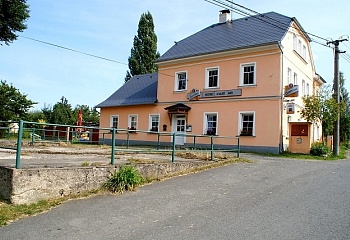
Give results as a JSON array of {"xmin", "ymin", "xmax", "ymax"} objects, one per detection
[{"xmin": 1, "ymin": 0, "xmax": 349, "ymax": 111}]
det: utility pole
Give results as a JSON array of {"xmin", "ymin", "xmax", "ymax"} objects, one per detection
[{"xmin": 327, "ymin": 38, "xmax": 348, "ymax": 155}]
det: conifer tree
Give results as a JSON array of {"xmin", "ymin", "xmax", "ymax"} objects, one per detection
[{"xmin": 125, "ymin": 11, "xmax": 160, "ymax": 83}]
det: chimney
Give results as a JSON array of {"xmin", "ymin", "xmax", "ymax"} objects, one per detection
[{"xmin": 219, "ymin": 9, "xmax": 231, "ymax": 23}]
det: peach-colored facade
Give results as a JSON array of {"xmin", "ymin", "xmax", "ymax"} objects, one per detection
[{"xmin": 99, "ymin": 16, "xmax": 324, "ymax": 153}]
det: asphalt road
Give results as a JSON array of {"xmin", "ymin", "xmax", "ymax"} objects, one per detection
[{"xmin": 1, "ymin": 155, "xmax": 350, "ymax": 240}]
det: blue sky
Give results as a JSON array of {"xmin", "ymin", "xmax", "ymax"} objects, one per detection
[{"xmin": 1, "ymin": 0, "xmax": 349, "ymax": 110}]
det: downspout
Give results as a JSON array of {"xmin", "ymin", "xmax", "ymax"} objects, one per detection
[{"xmin": 279, "ymin": 42, "xmax": 284, "ymax": 153}]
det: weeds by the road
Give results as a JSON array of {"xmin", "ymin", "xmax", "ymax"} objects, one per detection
[{"xmin": 0, "ymin": 190, "xmax": 101, "ymax": 227}]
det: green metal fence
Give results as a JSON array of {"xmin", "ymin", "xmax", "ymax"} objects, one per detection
[{"xmin": 0, "ymin": 120, "xmax": 240, "ymax": 169}]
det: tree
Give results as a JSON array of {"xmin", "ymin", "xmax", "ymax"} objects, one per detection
[
  {"xmin": 125, "ymin": 11, "xmax": 160, "ymax": 82},
  {"xmin": 0, "ymin": 80, "xmax": 35, "ymax": 121},
  {"xmin": 0, "ymin": 0, "xmax": 30, "ymax": 45},
  {"xmin": 73, "ymin": 105, "xmax": 100, "ymax": 125},
  {"xmin": 301, "ymin": 85, "xmax": 342, "ymax": 141},
  {"xmin": 51, "ymin": 96, "xmax": 75, "ymax": 125},
  {"xmin": 339, "ymin": 72, "xmax": 350, "ymax": 142}
]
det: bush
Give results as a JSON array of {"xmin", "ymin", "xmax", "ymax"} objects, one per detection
[
  {"xmin": 104, "ymin": 165, "xmax": 144, "ymax": 193},
  {"xmin": 310, "ymin": 142, "xmax": 331, "ymax": 156}
]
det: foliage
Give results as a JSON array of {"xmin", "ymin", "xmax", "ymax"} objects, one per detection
[
  {"xmin": 0, "ymin": 0, "xmax": 30, "ymax": 45},
  {"xmin": 310, "ymin": 142, "xmax": 331, "ymax": 156},
  {"xmin": 73, "ymin": 105, "xmax": 100, "ymax": 125},
  {"xmin": 339, "ymin": 72, "xmax": 350, "ymax": 142},
  {"xmin": 125, "ymin": 11, "xmax": 160, "ymax": 83},
  {"xmin": 104, "ymin": 165, "xmax": 144, "ymax": 193},
  {"xmin": 301, "ymin": 85, "xmax": 344, "ymax": 139},
  {"xmin": 50, "ymin": 96, "xmax": 75, "ymax": 125},
  {"xmin": 0, "ymin": 80, "xmax": 35, "ymax": 122}
]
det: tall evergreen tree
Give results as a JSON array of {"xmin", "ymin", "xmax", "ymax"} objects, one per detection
[{"xmin": 125, "ymin": 11, "xmax": 160, "ymax": 83}]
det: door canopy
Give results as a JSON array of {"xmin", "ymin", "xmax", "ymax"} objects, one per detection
[{"xmin": 164, "ymin": 103, "xmax": 191, "ymax": 124}]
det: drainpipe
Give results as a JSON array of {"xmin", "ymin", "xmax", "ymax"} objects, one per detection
[{"xmin": 279, "ymin": 43, "xmax": 284, "ymax": 153}]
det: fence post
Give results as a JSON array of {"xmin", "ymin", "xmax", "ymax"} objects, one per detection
[
  {"xmin": 111, "ymin": 128, "xmax": 116, "ymax": 165},
  {"xmin": 172, "ymin": 132, "xmax": 176, "ymax": 163},
  {"xmin": 16, "ymin": 120, "xmax": 24, "ymax": 169},
  {"xmin": 126, "ymin": 131, "xmax": 130, "ymax": 149},
  {"xmin": 237, "ymin": 137, "xmax": 240, "ymax": 158},
  {"xmin": 193, "ymin": 135, "xmax": 196, "ymax": 149},
  {"xmin": 31, "ymin": 128, "xmax": 35, "ymax": 146},
  {"xmin": 210, "ymin": 136, "xmax": 214, "ymax": 161},
  {"xmin": 157, "ymin": 133, "xmax": 160, "ymax": 150}
]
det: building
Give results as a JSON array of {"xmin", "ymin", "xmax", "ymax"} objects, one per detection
[{"xmin": 97, "ymin": 10, "xmax": 325, "ymax": 154}]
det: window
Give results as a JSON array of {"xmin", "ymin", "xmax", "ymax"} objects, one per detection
[
  {"xmin": 110, "ymin": 116, "xmax": 119, "ymax": 128},
  {"xmin": 293, "ymin": 72, "xmax": 298, "ymax": 85},
  {"xmin": 206, "ymin": 67, "xmax": 219, "ymax": 88},
  {"xmin": 239, "ymin": 112, "xmax": 255, "ymax": 136},
  {"xmin": 204, "ymin": 113, "xmax": 218, "ymax": 135},
  {"xmin": 293, "ymin": 33, "xmax": 297, "ymax": 51},
  {"xmin": 240, "ymin": 63, "xmax": 256, "ymax": 86},
  {"xmin": 302, "ymin": 80, "xmax": 305, "ymax": 96},
  {"xmin": 298, "ymin": 40, "xmax": 302, "ymax": 53},
  {"xmin": 149, "ymin": 114, "xmax": 159, "ymax": 132},
  {"xmin": 302, "ymin": 45, "xmax": 307, "ymax": 60},
  {"xmin": 306, "ymin": 83, "xmax": 310, "ymax": 96},
  {"xmin": 128, "ymin": 114, "xmax": 138, "ymax": 130},
  {"xmin": 175, "ymin": 71, "xmax": 187, "ymax": 91},
  {"xmin": 287, "ymin": 68, "xmax": 292, "ymax": 84}
]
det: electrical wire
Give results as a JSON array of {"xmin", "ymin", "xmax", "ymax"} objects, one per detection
[{"xmin": 19, "ymin": 35, "xmax": 128, "ymax": 65}]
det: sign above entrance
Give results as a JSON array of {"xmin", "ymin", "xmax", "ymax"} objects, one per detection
[
  {"xmin": 284, "ymin": 83, "xmax": 299, "ymax": 97},
  {"xmin": 187, "ymin": 89, "xmax": 242, "ymax": 100}
]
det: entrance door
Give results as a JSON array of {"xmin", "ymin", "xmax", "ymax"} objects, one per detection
[{"xmin": 172, "ymin": 116, "xmax": 186, "ymax": 145}]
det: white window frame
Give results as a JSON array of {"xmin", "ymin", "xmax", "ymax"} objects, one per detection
[
  {"xmin": 302, "ymin": 80, "xmax": 306, "ymax": 96},
  {"xmin": 149, "ymin": 114, "xmax": 160, "ymax": 132},
  {"xmin": 128, "ymin": 114, "xmax": 138, "ymax": 130},
  {"xmin": 293, "ymin": 72, "xmax": 298, "ymax": 85},
  {"xmin": 287, "ymin": 68, "xmax": 292, "ymax": 84},
  {"xmin": 238, "ymin": 111, "xmax": 255, "ymax": 136},
  {"xmin": 110, "ymin": 115, "xmax": 119, "ymax": 128},
  {"xmin": 293, "ymin": 33, "xmax": 297, "ymax": 51},
  {"xmin": 240, "ymin": 62, "xmax": 256, "ymax": 86},
  {"xmin": 174, "ymin": 71, "xmax": 187, "ymax": 91},
  {"xmin": 302, "ymin": 45, "xmax": 307, "ymax": 60},
  {"xmin": 203, "ymin": 112, "xmax": 218, "ymax": 135},
  {"xmin": 205, "ymin": 67, "xmax": 219, "ymax": 89}
]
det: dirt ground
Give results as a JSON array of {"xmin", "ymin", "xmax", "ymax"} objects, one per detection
[{"xmin": 0, "ymin": 142, "xmax": 220, "ymax": 169}]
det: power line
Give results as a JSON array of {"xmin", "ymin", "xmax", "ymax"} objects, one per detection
[
  {"xmin": 19, "ymin": 35, "xmax": 128, "ymax": 65},
  {"xmin": 205, "ymin": 0, "xmax": 330, "ymax": 46}
]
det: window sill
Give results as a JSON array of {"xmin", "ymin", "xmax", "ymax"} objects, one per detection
[
  {"xmin": 293, "ymin": 50, "xmax": 308, "ymax": 64},
  {"xmin": 174, "ymin": 89, "xmax": 187, "ymax": 93},
  {"xmin": 238, "ymin": 84, "xmax": 257, "ymax": 88},
  {"xmin": 204, "ymin": 87, "xmax": 219, "ymax": 90}
]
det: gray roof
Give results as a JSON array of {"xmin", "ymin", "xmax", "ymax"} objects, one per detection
[
  {"xmin": 157, "ymin": 12, "xmax": 295, "ymax": 62},
  {"xmin": 96, "ymin": 73, "xmax": 158, "ymax": 108}
]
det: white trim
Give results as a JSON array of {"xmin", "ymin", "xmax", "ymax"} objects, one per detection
[
  {"xmin": 205, "ymin": 66, "xmax": 220, "ymax": 89},
  {"xmin": 174, "ymin": 71, "xmax": 187, "ymax": 91},
  {"xmin": 128, "ymin": 114, "xmax": 138, "ymax": 129},
  {"xmin": 239, "ymin": 62, "xmax": 256, "ymax": 86},
  {"xmin": 203, "ymin": 112, "xmax": 218, "ymax": 135},
  {"xmin": 238, "ymin": 111, "xmax": 255, "ymax": 136},
  {"xmin": 149, "ymin": 114, "xmax": 160, "ymax": 131},
  {"xmin": 110, "ymin": 115, "xmax": 119, "ymax": 128}
]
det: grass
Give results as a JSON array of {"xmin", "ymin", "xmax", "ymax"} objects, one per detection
[
  {"xmin": 255, "ymin": 145, "xmax": 348, "ymax": 160},
  {"xmin": 0, "ymin": 190, "xmax": 101, "ymax": 227}
]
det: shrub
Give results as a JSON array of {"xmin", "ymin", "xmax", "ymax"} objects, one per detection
[
  {"xmin": 310, "ymin": 142, "xmax": 331, "ymax": 156},
  {"xmin": 104, "ymin": 165, "xmax": 144, "ymax": 193}
]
